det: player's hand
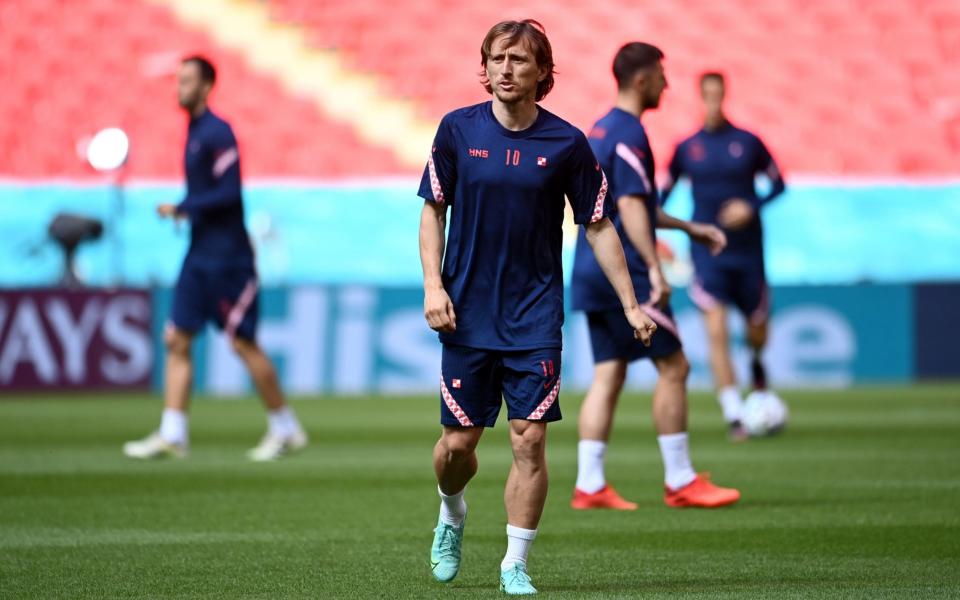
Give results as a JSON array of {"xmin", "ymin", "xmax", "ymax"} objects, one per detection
[
  {"xmin": 688, "ymin": 222, "xmax": 727, "ymax": 256},
  {"xmin": 424, "ymin": 284, "xmax": 456, "ymax": 333},
  {"xmin": 648, "ymin": 266, "xmax": 671, "ymax": 308},
  {"xmin": 157, "ymin": 203, "xmax": 180, "ymax": 219},
  {"xmin": 625, "ymin": 305, "xmax": 657, "ymax": 347},
  {"xmin": 717, "ymin": 198, "xmax": 754, "ymax": 230}
]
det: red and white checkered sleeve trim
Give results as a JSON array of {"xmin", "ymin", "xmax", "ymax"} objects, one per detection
[
  {"xmin": 427, "ymin": 152, "xmax": 445, "ymax": 204},
  {"xmin": 589, "ymin": 171, "xmax": 609, "ymax": 223},
  {"xmin": 440, "ymin": 375, "xmax": 473, "ymax": 426}
]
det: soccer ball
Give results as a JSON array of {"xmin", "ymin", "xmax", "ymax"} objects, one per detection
[{"xmin": 741, "ymin": 390, "xmax": 788, "ymax": 437}]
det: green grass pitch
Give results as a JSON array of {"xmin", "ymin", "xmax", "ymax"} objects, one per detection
[{"xmin": 1, "ymin": 385, "xmax": 958, "ymax": 599}]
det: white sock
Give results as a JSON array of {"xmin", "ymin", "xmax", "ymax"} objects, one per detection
[
  {"xmin": 268, "ymin": 406, "xmax": 302, "ymax": 438},
  {"xmin": 438, "ymin": 485, "xmax": 467, "ymax": 526},
  {"xmin": 280, "ymin": 406, "xmax": 304, "ymax": 435},
  {"xmin": 718, "ymin": 386, "xmax": 744, "ymax": 423},
  {"xmin": 657, "ymin": 432, "xmax": 696, "ymax": 491},
  {"xmin": 501, "ymin": 524, "xmax": 537, "ymax": 571},
  {"xmin": 159, "ymin": 408, "xmax": 188, "ymax": 445},
  {"xmin": 575, "ymin": 440, "xmax": 607, "ymax": 493}
]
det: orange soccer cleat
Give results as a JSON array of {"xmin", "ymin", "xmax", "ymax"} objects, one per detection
[
  {"xmin": 664, "ymin": 474, "xmax": 741, "ymax": 508},
  {"xmin": 571, "ymin": 485, "xmax": 639, "ymax": 510}
]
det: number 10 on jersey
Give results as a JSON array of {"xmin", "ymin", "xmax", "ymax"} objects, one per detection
[{"xmin": 505, "ymin": 149, "xmax": 520, "ymax": 166}]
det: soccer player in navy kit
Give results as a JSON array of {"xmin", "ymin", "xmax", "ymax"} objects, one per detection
[
  {"xmin": 419, "ymin": 21, "xmax": 656, "ymax": 595},
  {"xmin": 570, "ymin": 43, "xmax": 740, "ymax": 511},
  {"xmin": 661, "ymin": 72, "xmax": 786, "ymax": 438},
  {"xmin": 123, "ymin": 56, "xmax": 306, "ymax": 462}
]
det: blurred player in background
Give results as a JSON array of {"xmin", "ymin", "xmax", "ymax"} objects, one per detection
[
  {"xmin": 661, "ymin": 72, "xmax": 786, "ymax": 439},
  {"xmin": 419, "ymin": 20, "xmax": 656, "ymax": 595},
  {"xmin": 570, "ymin": 43, "xmax": 740, "ymax": 511},
  {"xmin": 123, "ymin": 56, "xmax": 306, "ymax": 462}
]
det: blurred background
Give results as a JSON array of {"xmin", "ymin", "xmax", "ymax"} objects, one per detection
[{"xmin": 1, "ymin": 0, "xmax": 958, "ymax": 395}]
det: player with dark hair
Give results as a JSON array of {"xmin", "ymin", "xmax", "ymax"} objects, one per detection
[
  {"xmin": 419, "ymin": 20, "xmax": 656, "ymax": 595},
  {"xmin": 570, "ymin": 42, "xmax": 740, "ymax": 510},
  {"xmin": 123, "ymin": 55, "xmax": 306, "ymax": 462},
  {"xmin": 661, "ymin": 72, "xmax": 787, "ymax": 439}
]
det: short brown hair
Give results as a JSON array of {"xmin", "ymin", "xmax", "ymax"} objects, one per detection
[
  {"xmin": 479, "ymin": 19, "xmax": 556, "ymax": 102},
  {"xmin": 612, "ymin": 42, "xmax": 664, "ymax": 90},
  {"xmin": 182, "ymin": 55, "xmax": 216, "ymax": 85},
  {"xmin": 700, "ymin": 71, "xmax": 725, "ymax": 87}
]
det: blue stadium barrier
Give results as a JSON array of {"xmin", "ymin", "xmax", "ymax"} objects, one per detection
[{"xmin": 2, "ymin": 181, "xmax": 959, "ymax": 287}]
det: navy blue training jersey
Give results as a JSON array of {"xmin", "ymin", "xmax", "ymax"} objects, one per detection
[
  {"xmin": 176, "ymin": 109, "xmax": 254, "ymax": 270},
  {"xmin": 571, "ymin": 108, "xmax": 657, "ymax": 312},
  {"xmin": 417, "ymin": 101, "xmax": 611, "ymax": 350},
  {"xmin": 661, "ymin": 122, "xmax": 785, "ymax": 268}
]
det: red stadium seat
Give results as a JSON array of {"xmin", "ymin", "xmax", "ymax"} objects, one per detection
[{"xmin": 1, "ymin": 0, "xmax": 956, "ymax": 177}]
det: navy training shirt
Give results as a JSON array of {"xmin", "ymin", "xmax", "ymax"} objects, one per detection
[
  {"xmin": 571, "ymin": 108, "xmax": 657, "ymax": 312},
  {"xmin": 661, "ymin": 122, "xmax": 785, "ymax": 269},
  {"xmin": 176, "ymin": 109, "xmax": 254, "ymax": 270},
  {"xmin": 417, "ymin": 101, "xmax": 612, "ymax": 351}
]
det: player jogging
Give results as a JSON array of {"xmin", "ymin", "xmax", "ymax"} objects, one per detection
[
  {"xmin": 123, "ymin": 56, "xmax": 306, "ymax": 462},
  {"xmin": 661, "ymin": 72, "xmax": 786, "ymax": 439},
  {"xmin": 419, "ymin": 21, "xmax": 656, "ymax": 595},
  {"xmin": 570, "ymin": 43, "xmax": 740, "ymax": 511}
]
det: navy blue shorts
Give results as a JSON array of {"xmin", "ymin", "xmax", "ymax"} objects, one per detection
[
  {"xmin": 689, "ymin": 264, "xmax": 770, "ymax": 325},
  {"xmin": 170, "ymin": 262, "xmax": 259, "ymax": 341},
  {"xmin": 439, "ymin": 344, "xmax": 562, "ymax": 428},
  {"xmin": 586, "ymin": 305, "xmax": 682, "ymax": 363}
]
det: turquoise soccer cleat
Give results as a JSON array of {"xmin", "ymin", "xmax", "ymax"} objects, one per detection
[
  {"xmin": 500, "ymin": 564, "xmax": 537, "ymax": 595},
  {"xmin": 430, "ymin": 516, "xmax": 464, "ymax": 583}
]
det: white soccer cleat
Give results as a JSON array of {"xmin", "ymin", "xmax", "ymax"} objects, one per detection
[
  {"xmin": 123, "ymin": 431, "xmax": 188, "ymax": 459},
  {"xmin": 246, "ymin": 430, "xmax": 308, "ymax": 462}
]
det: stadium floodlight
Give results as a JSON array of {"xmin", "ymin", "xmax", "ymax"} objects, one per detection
[{"xmin": 85, "ymin": 127, "xmax": 130, "ymax": 172}]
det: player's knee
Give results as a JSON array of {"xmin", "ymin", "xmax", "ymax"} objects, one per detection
[
  {"xmin": 599, "ymin": 362, "xmax": 627, "ymax": 390},
  {"xmin": 660, "ymin": 352, "xmax": 690, "ymax": 383},
  {"xmin": 590, "ymin": 361, "xmax": 626, "ymax": 401},
  {"xmin": 747, "ymin": 323, "xmax": 767, "ymax": 348},
  {"xmin": 230, "ymin": 335, "xmax": 256, "ymax": 357},
  {"xmin": 704, "ymin": 309, "xmax": 727, "ymax": 336},
  {"xmin": 164, "ymin": 328, "xmax": 191, "ymax": 356},
  {"xmin": 510, "ymin": 423, "xmax": 546, "ymax": 462},
  {"xmin": 706, "ymin": 324, "xmax": 727, "ymax": 344},
  {"xmin": 440, "ymin": 430, "xmax": 480, "ymax": 460}
]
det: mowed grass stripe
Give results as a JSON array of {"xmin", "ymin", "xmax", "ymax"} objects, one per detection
[{"xmin": 0, "ymin": 385, "xmax": 958, "ymax": 599}]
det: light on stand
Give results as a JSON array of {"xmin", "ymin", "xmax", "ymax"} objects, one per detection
[{"xmin": 85, "ymin": 127, "xmax": 130, "ymax": 286}]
